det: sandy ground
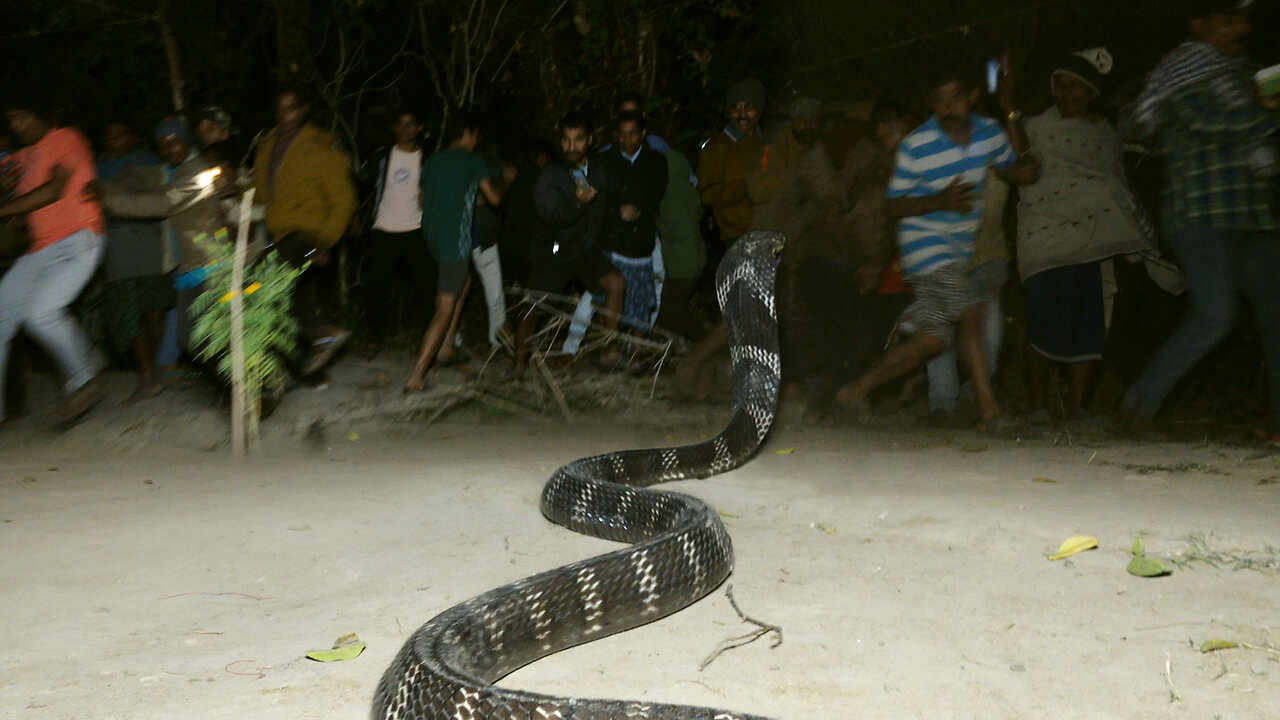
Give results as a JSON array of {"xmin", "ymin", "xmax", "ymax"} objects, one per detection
[{"xmin": 1, "ymin": 355, "xmax": 1278, "ymax": 720}]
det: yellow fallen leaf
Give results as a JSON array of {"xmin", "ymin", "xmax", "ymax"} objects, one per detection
[
  {"xmin": 1199, "ymin": 639, "xmax": 1238, "ymax": 653},
  {"xmin": 1048, "ymin": 535, "xmax": 1098, "ymax": 560},
  {"xmin": 1033, "ymin": 477, "xmax": 1058, "ymax": 483},
  {"xmin": 811, "ymin": 522, "xmax": 836, "ymax": 534},
  {"xmin": 774, "ymin": 447, "xmax": 796, "ymax": 455},
  {"xmin": 347, "ymin": 431, "xmax": 360, "ymax": 442},
  {"xmin": 718, "ymin": 510, "xmax": 739, "ymax": 519}
]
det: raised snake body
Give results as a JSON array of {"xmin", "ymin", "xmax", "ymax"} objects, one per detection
[{"xmin": 373, "ymin": 231, "xmax": 784, "ymax": 720}]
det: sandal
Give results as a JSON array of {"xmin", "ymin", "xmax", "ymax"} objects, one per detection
[
  {"xmin": 300, "ymin": 331, "xmax": 351, "ymax": 376},
  {"xmin": 54, "ymin": 376, "xmax": 105, "ymax": 430}
]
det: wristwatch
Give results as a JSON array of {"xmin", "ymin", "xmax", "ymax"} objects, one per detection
[{"xmin": 1006, "ymin": 109, "xmax": 1023, "ymax": 123}]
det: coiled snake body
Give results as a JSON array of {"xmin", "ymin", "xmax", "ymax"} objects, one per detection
[{"xmin": 373, "ymin": 232, "xmax": 785, "ymax": 720}]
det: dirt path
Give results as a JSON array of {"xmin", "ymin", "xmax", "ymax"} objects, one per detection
[{"xmin": 1, "ymin": 363, "xmax": 1277, "ymax": 719}]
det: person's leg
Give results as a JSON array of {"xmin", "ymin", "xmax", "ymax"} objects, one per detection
[
  {"xmin": 924, "ymin": 348, "xmax": 960, "ymax": 413},
  {"xmin": 437, "ymin": 272, "xmax": 472, "ymax": 364},
  {"xmin": 614, "ymin": 253, "xmax": 656, "ymax": 334},
  {"xmin": 561, "ymin": 293, "xmax": 596, "ymax": 355},
  {"xmin": 1121, "ymin": 224, "xmax": 1236, "ymax": 423},
  {"xmin": 405, "ymin": 292, "xmax": 459, "ymax": 391},
  {"xmin": 154, "ymin": 307, "xmax": 181, "ymax": 368},
  {"xmin": 22, "ymin": 231, "xmax": 105, "ymax": 395},
  {"xmin": 1067, "ymin": 360, "xmax": 1100, "ymax": 416},
  {"xmin": 405, "ymin": 229, "xmax": 440, "ymax": 330},
  {"xmin": 955, "ymin": 304, "xmax": 1000, "ymax": 422},
  {"xmin": 836, "ymin": 331, "xmax": 948, "ymax": 410},
  {"xmin": 126, "ymin": 308, "xmax": 165, "ymax": 402},
  {"xmin": 1024, "ymin": 343, "xmax": 1050, "ymax": 413},
  {"xmin": 649, "ymin": 240, "xmax": 665, "ymax": 328},
  {"xmin": 513, "ymin": 306, "xmax": 540, "ymax": 379},
  {"xmin": 513, "ymin": 261, "xmax": 569, "ymax": 379},
  {"xmin": 362, "ymin": 229, "xmax": 399, "ymax": 348},
  {"xmin": 981, "ymin": 292, "xmax": 1004, "ymax": 379},
  {"xmin": 0, "ymin": 253, "xmax": 37, "ymax": 423},
  {"xmin": 1233, "ymin": 229, "xmax": 1280, "ymax": 435},
  {"xmin": 656, "ymin": 276, "xmax": 701, "ymax": 340},
  {"xmin": 470, "ymin": 245, "xmax": 506, "ymax": 348},
  {"xmin": 596, "ymin": 270, "xmax": 626, "ymax": 365}
]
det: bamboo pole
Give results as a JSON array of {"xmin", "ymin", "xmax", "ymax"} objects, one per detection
[{"xmin": 229, "ymin": 189, "xmax": 256, "ymax": 457}]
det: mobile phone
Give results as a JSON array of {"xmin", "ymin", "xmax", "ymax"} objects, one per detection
[{"xmin": 986, "ymin": 58, "xmax": 1001, "ymax": 94}]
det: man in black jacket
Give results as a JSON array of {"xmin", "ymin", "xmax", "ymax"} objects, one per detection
[
  {"xmin": 512, "ymin": 112, "xmax": 625, "ymax": 378},
  {"xmin": 599, "ymin": 111, "xmax": 667, "ymax": 331}
]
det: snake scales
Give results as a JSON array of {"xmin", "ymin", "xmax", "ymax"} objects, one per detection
[{"xmin": 373, "ymin": 232, "xmax": 785, "ymax": 720}]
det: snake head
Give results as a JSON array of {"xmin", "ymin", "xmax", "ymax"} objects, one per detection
[{"xmin": 736, "ymin": 230, "xmax": 786, "ymax": 261}]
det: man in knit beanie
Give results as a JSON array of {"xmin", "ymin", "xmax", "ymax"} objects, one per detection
[{"xmin": 697, "ymin": 78, "xmax": 766, "ymax": 244}]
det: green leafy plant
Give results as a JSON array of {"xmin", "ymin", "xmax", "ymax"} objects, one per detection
[{"xmin": 190, "ymin": 229, "xmax": 304, "ymax": 444}]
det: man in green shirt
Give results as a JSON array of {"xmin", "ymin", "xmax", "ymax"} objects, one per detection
[{"xmin": 404, "ymin": 114, "xmax": 509, "ymax": 392}]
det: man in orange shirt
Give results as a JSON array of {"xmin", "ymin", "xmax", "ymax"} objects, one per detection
[{"xmin": 0, "ymin": 96, "xmax": 107, "ymax": 429}]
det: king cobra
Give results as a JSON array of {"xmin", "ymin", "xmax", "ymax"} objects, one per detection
[{"xmin": 373, "ymin": 231, "xmax": 785, "ymax": 720}]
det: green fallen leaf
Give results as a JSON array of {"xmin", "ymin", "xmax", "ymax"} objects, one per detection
[
  {"xmin": 718, "ymin": 510, "xmax": 739, "ymax": 519},
  {"xmin": 1126, "ymin": 555, "xmax": 1170, "ymax": 577},
  {"xmin": 1199, "ymin": 638, "xmax": 1239, "ymax": 653},
  {"xmin": 773, "ymin": 447, "xmax": 796, "ymax": 455},
  {"xmin": 306, "ymin": 633, "xmax": 366, "ymax": 662},
  {"xmin": 1131, "ymin": 533, "xmax": 1145, "ymax": 557}
]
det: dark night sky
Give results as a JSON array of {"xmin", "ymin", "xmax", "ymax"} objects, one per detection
[{"xmin": 2, "ymin": 0, "xmax": 1277, "ymax": 146}]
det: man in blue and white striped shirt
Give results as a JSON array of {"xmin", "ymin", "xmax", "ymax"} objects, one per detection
[{"xmin": 836, "ymin": 63, "xmax": 1039, "ymax": 425}]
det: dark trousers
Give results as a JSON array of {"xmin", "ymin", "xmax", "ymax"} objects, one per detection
[
  {"xmin": 655, "ymin": 275, "xmax": 703, "ymax": 340},
  {"xmin": 364, "ymin": 228, "xmax": 438, "ymax": 339},
  {"xmin": 1122, "ymin": 223, "xmax": 1280, "ymax": 432}
]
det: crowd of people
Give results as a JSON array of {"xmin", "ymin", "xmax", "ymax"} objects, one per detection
[{"xmin": 0, "ymin": 0, "xmax": 1276, "ymax": 447}]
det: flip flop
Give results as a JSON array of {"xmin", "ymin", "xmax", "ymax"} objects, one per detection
[{"xmin": 300, "ymin": 331, "xmax": 351, "ymax": 376}]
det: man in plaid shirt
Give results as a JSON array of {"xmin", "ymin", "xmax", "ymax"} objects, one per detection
[{"xmin": 1120, "ymin": 0, "xmax": 1280, "ymax": 445}]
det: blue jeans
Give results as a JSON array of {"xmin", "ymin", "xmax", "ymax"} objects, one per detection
[
  {"xmin": 926, "ymin": 259, "xmax": 1007, "ymax": 412},
  {"xmin": 562, "ymin": 243, "xmax": 663, "ymax": 354},
  {"xmin": 0, "ymin": 229, "xmax": 105, "ymax": 421},
  {"xmin": 1122, "ymin": 224, "xmax": 1280, "ymax": 432}
]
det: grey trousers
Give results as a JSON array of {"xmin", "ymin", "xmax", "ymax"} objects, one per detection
[{"xmin": 0, "ymin": 229, "xmax": 104, "ymax": 421}]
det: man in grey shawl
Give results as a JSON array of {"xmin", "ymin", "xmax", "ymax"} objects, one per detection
[{"xmin": 1016, "ymin": 49, "xmax": 1162, "ymax": 424}]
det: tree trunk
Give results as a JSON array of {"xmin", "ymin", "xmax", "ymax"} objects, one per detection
[
  {"xmin": 155, "ymin": 0, "xmax": 185, "ymax": 113},
  {"xmin": 267, "ymin": 0, "xmax": 315, "ymax": 84}
]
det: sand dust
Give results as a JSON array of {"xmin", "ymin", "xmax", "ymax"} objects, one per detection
[{"xmin": 1, "ymin": 357, "xmax": 1277, "ymax": 720}]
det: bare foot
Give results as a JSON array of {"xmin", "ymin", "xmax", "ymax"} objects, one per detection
[
  {"xmin": 122, "ymin": 382, "xmax": 165, "ymax": 407},
  {"xmin": 403, "ymin": 374, "xmax": 427, "ymax": 393},
  {"xmin": 597, "ymin": 348, "xmax": 623, "ymax": 369},
  {"xmin": 834, "ymin": 382, "xmax": 864, "ymax": 409}
]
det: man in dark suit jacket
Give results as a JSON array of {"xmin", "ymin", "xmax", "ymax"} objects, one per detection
[
  {"xmin": 513, "ymin": 112, "xmax": 625, "ymax": 378},
  {"xmin": 598, "ymin": 111, "xmax": 668, "ymax": 331}
]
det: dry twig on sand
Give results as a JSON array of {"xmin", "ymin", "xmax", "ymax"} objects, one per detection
[{"xmin": 700, "ymin": 585, "xmax": 783, "ymax": 670}]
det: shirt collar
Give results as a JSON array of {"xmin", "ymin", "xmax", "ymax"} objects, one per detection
[{"xmin": 722, "ymin": 123, "xmax": 762, "ymax": 142}]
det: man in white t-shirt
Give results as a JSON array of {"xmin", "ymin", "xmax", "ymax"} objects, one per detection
[{"xmin": 362, "ymin": 110, "xmax": 436, "ymax": 357}]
